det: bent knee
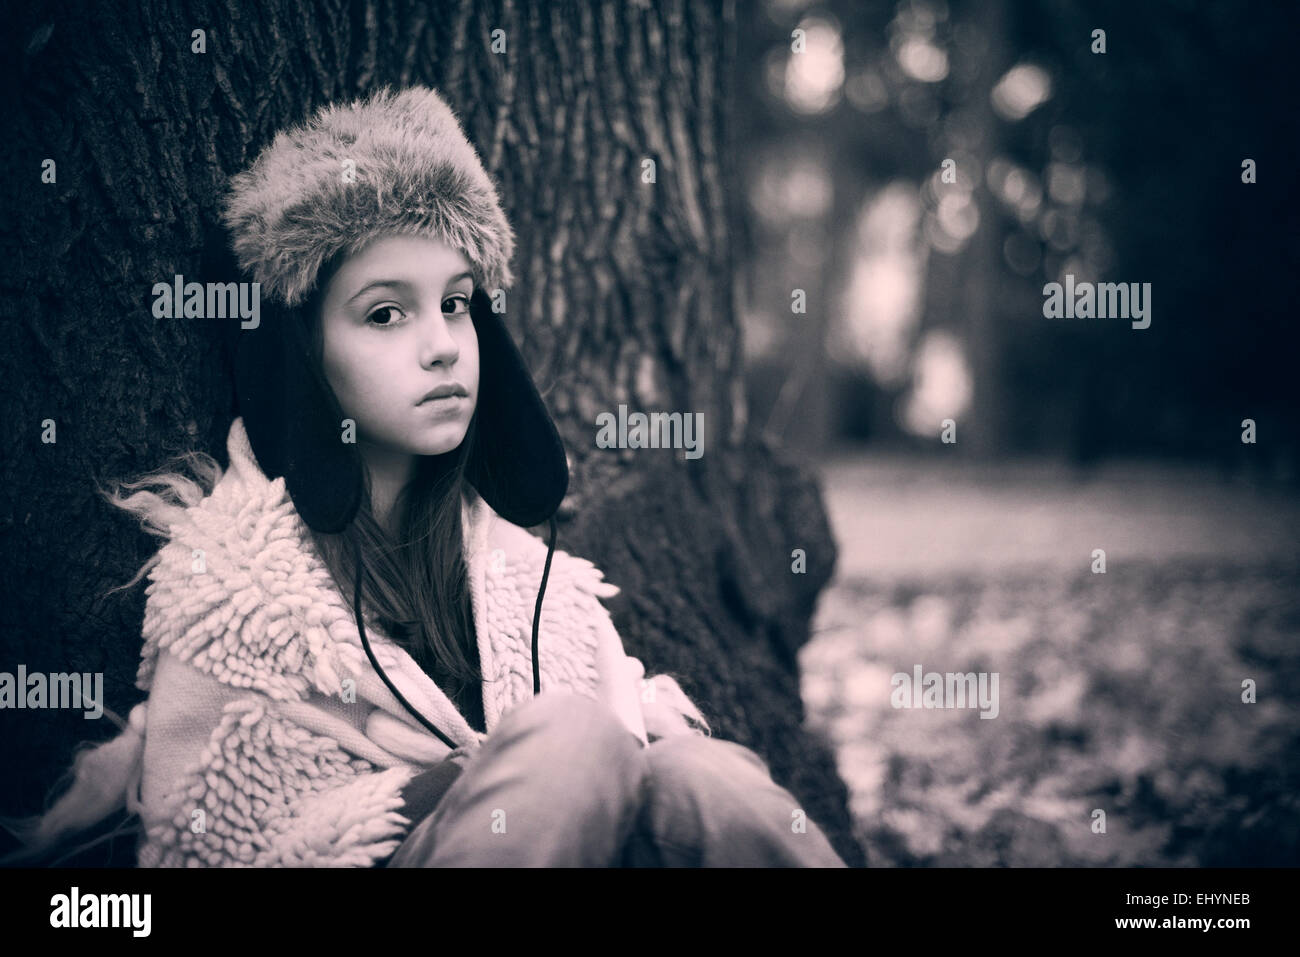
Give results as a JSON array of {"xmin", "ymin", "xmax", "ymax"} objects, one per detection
[
  {"xmin": 642, "ymin": 735, "xmax": 772, "ymax": 787},
  {"xmin": 504, "ymin": 691, "xmax": 639, "ymax": 753}
]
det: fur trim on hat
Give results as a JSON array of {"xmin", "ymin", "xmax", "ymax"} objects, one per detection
[{"xmin": 221, "ymin": 86, "xmax": 515, "ymax": 307}]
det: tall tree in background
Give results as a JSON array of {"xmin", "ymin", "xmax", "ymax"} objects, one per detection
[{"xmin": 0, "ymin": 0, "xmax": 863, "ymax": 866}]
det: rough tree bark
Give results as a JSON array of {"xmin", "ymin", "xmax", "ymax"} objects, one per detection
[{"xmin": 0, "ymin": 0, "xmax": 864, "ymax": 866}]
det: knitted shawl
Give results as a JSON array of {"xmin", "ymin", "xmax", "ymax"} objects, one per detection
[{"xmin": 129, "ymin": 417, "xmax": 708, "ymax": 867}]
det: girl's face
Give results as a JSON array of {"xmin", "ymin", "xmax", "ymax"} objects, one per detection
[{"xmin": 318, "ymin": 234, "xmax": 480, "ymax": 460}]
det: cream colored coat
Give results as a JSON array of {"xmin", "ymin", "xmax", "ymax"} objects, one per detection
[{"xmin": 129, "ymin": 417, "xmax": 708, "ymax": 866}]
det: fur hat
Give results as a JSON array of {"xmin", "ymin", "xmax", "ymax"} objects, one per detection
[
  {"xmin": 222, "ymin": 86, "xmax": 516, "ymax": 307},
  {"xmin": 219, "ymin": 85, "xmax": 568, "ymax": 534}
]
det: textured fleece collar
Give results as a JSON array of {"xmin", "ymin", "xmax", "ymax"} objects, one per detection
[{"xmin": 135, "ymin": 416, "xmax": 516, "ymax": 748}]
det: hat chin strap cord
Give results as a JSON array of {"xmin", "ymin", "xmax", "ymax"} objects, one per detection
[
  {"xmin": 531, "ymin": 516, "xmax": 558, "ymax": 696},
  {"xmin": 350, "ymin": 516, "xmax": 558, "ymax": 751}
]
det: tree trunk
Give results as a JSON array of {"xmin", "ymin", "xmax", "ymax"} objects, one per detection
[{"xmin": 0, "ymin": 0, "xmax": 863, "ymax": 866}]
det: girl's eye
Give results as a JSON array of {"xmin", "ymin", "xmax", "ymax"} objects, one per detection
[
  {"xmin": 442, "ymin": 294, "xmax": 471, "ymax": 317},
  {"xmin": 365, "ymin": 304, "xmax": 405, "ymax": 327}
]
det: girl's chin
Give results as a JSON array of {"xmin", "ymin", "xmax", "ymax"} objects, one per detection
[
  {"xmin": 357, "ymin": 420, "xmax": 469, "ymax": 458},
  {"xmin": 409, "ymin": 427, "xmax": 470, "ymax": 457}
]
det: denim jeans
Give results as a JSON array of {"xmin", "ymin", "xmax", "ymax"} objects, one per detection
[{"xmin": 385, "ymin": 690, "xmax": 847, "ymax": 867}]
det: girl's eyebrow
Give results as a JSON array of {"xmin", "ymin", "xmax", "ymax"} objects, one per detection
[
  {"xmin": 346, "ymin": 279, "xmax": 413, "ymax": 305},
  {"xmin": 345, "ymin": 272, "xmax": 474, "ymax": 305}
]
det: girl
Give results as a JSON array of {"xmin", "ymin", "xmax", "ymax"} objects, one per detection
[{"xmin": 2, "ymin": 87, "xmax": 846, "ymax": 868}]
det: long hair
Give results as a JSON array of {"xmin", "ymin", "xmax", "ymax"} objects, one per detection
[{"xmin": 296, "ymin": 264, "xmax": 482, "ymax": 705}]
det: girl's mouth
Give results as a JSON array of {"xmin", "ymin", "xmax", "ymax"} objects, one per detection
[{"xmin": 417, "ymin": 394, "xmax": 468, "ymax": 413}]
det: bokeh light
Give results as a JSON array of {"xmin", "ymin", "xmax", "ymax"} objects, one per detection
[
  {"xmin": 990, "ymin": 63, "xmax": 1052, "ymax": 121},
  {"xmin": 782, "ymin": 16, "xmax": 845, "ymax": 115},
  {"xmin": 897, "ymin": 329, "xmax": 973, "ymax": 436}
]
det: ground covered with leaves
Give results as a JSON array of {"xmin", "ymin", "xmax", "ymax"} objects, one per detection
[{"xmin": 802, "ymin": 458, "xmax": 1300, "ymax": 866}]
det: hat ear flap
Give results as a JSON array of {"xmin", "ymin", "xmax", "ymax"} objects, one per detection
[
  {"xmin": 466, "ymin": 287, "xmax": 569, "ymax": 528},
  {"xmin": 233, "ymin": 296, "xmax": 364, "ymax": 533}
]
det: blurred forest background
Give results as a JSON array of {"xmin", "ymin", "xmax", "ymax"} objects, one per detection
[{"xmin": 737, "ymin": 0, "xmax": 1300, "ymax": 864}]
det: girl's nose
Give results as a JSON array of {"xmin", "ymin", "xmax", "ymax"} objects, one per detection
[{"xmin": 419, "ymin": 312, "xmax": 459, "ymax": 367}]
